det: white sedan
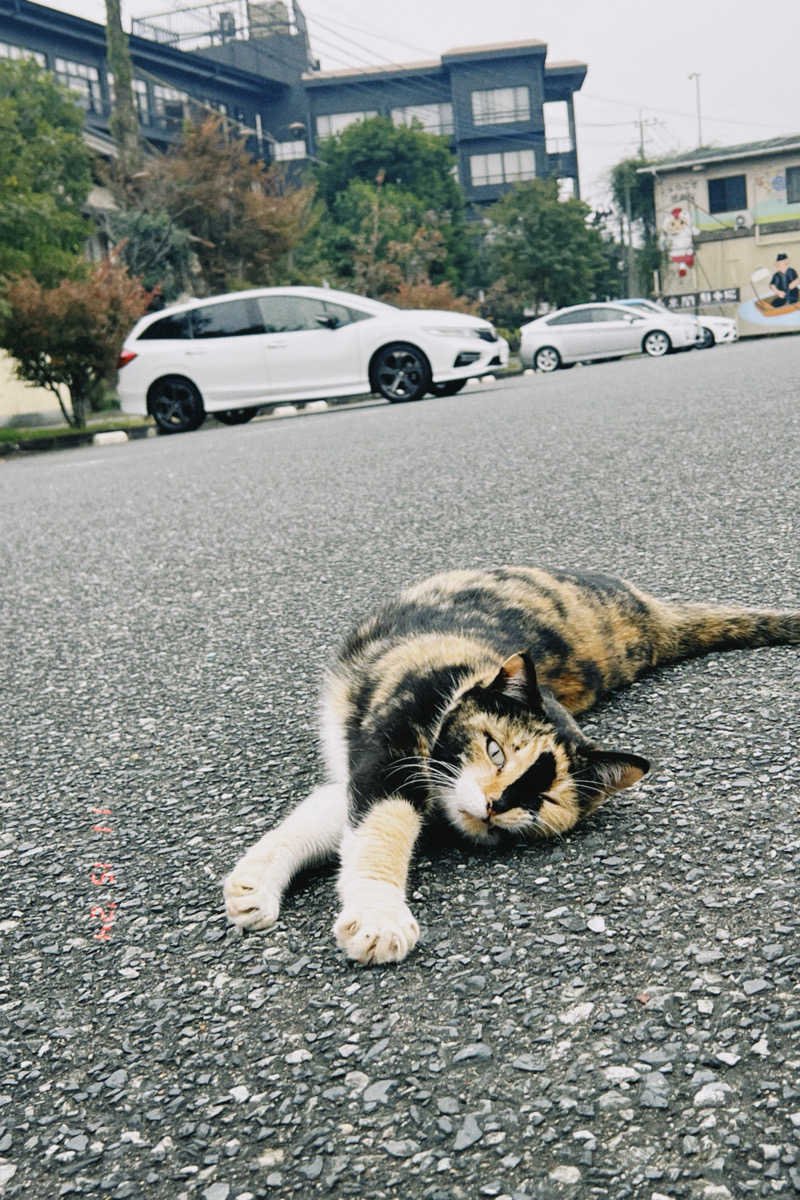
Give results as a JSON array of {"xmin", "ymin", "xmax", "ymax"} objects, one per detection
[
  {"xmin": 117, "ymin": 286, "xmax": 508, "ymax": 433},
  {"xmin": 519, "ymin": 301, "xmax": 699, "ymax": 373},
  {"xmin": 618, "ymin": 298, "xmax": 738, "ymax": 349}
]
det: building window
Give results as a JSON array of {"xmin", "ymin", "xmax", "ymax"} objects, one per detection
[
  {"xmin": 707, "ymin": 174, "xmax": 747, "ymax": 214},
  {"xmin": 557, "ymin": 177, "xmax": 576, "ymax": 201},
  {"xmin": 54, "ymin": 57, "xmax": 102, "ymax": 114},
  {"xmin": 152, "ymin": 84, "xmax": 188, "ymax": 128},
  {"xmin": 108, "ymin": 75, "xmax": 150, "ymax": 125},
  {"xmin": 543, "ymin": 100, "xmax": 573, "ymax": 153},
  {"xmin": 391, "ymin": 103, "xmax": 454, "ymax": 136},
  {"xmin": 0, "ymin": 40, "xmax": 46, "ymax": 66},
  {"xmin": 273, "ymin": 139, "xmax": 306, "ymax": 162},
  {"xmin": 316, "ymin": 111, "xmax": 377, "ymax": 139},
  {"xmin": 471, "ymin": 86, "xmax": 530, "ymax": 126},
  {"xmin": 786, "ymin": 166, "xmax": 800, "ymax": 205},
  {"xmin": 133, "ymin": 79, "xmax": 149, "ymax": 125},
  {"xmin": 469, "ymin": 149, "xmax": 536, "ymax": 187}
]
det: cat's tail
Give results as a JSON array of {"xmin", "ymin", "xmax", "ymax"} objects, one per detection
[{"xmin": 650, "ymin": 600, "xmax": 800, "ymax": 667}]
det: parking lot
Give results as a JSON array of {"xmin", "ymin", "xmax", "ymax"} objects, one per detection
[{"xmin": 2, "ymin": 335, "xmax": 799, "ymax": 1199}]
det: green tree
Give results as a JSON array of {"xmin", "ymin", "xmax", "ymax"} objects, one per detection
[
  {"xmin": 312, "ymin": 117, "xmax": 470, "ymax": 289},
  {"xmin": 315, "ymin": 116, "xmax": 463, "ymax": 215},
  {"xmin": 309, "ymin": 177, "xmax": 443, "ymax": 294},
  {"xmin": 108, "ymin": 206, "xmax": 195, "ymax": 302},
  {"xmin": 484, "ymin": 178, "xmax": 608, "ymax": 319},
  {"xmin": 0, "ymin": 59, "xmax": 92, "ymax": 284},
  {"xmin": 0, "ymin": 257, "xmax": 152, "ymax": 428},
  {"xmin": 610, "ymin": 156, "xmax": 661, "ymax": 294},
  {"xmin": 140, "ymin": 114, "xmax": 315, "ymax": 294}
]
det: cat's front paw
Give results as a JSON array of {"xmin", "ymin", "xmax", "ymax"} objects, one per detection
[
  {"xmin": 223, "ymin": 858, "xmax": 283, "ymax": 931},
  {"xmin": 333, "ymin": 883, "xmax": 420, "ymax": 965}
]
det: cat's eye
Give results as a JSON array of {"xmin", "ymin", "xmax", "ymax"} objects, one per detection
[{"xmin": 486, "ymin": 737, "xmax": 505, "ymax": 769}]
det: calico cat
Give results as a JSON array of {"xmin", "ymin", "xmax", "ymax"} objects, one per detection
[{"xmin": 223, "ymin": 566, "xmax": 800, "ymax": 965}]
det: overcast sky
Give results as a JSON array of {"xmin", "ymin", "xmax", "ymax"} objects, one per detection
[{"xmin": 47, "ymin": 0, "xmax": 799, "ymax": 206}]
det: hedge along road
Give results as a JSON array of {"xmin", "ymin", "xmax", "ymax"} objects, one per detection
[{"xmin": 2, "ymin": 335, "xmax": 799, "ymax": 1200}]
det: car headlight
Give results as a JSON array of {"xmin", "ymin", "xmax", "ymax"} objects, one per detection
[{"xmin": 424, "ymin": 326, "xmax": 488, "ymax": 340}]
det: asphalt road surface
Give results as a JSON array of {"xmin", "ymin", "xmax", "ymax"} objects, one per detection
[{"xmin": 2, "ymin": 336, "xmax": 799, "ymax": 1200}]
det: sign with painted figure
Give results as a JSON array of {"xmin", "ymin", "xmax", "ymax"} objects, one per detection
[
  {"xmin": 738, "ymin": 250, "xmax": 800, "ymax": 330},
  {"xmin": 662, "ymin": 204, "xmax": 695, "ymax": 276}
]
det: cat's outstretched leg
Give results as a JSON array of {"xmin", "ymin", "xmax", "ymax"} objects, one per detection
[
  {"xmin": 334, "ymin": 797, "xmax": 422, "ymax": 965},
  {"xmin": 224, "ymin": 783, "xmax": 346, "ymax": 931}
]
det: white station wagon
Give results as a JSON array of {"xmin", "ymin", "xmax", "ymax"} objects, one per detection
[{"xmin": 117, "ymin": 285, "xmax": 508, "ymax": 433}]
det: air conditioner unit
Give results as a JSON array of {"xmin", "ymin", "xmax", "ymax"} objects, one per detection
[{"xmin": 732, "ymin": 210, "xmax": 754, "ymax": 230}]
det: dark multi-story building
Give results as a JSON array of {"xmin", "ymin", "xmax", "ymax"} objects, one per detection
[{"xmin": 0, "ymin": 0, "xmax": 586, "ymax": 207}]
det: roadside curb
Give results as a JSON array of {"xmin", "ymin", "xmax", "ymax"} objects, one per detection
[
  {"xmin": 0, "ymin": 370, "xmax": 525, "ymax": 458},
  {"xmin": 0, "ymin": 422, "xmax": 158, "ymax": 458}
]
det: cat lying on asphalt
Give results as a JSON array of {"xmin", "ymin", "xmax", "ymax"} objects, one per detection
[{"xmin": 223, "ymin": 566, "xmax": 800, "ymax": 965}]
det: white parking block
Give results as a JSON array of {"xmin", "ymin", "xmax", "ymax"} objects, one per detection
[{"xmin": 93, "ymin": 430, "xmax": 129, "ymax": 446}]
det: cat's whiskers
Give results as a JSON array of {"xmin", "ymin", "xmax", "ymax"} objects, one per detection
[
  {"xmin": 573, "ymin": 780, "xmax": 609, "ymax": 805},
  {"xmin": 386, "ymin": 754, "xmax": 459, "ymax": 781},
  {"xmin": 534, "ymin": 811, "xmax": 567, "ymax": 839}
]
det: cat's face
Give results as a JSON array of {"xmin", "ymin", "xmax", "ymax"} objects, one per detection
[{"xmin": 430, "ymin": 653, "xmax": 648, "ymax": 843}]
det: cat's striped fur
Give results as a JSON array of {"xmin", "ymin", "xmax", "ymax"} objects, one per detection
[{"xmin": 224, "ymin": 566, "xmax": 800, "ymax": 964}]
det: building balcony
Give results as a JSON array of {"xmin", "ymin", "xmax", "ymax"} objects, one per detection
[{"xmin": 546, "ymin": 147, "xmax": 577, "ymax": 179}]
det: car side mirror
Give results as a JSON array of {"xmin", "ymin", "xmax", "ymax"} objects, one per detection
[{"xmin": 315, "ymin": 313, "xmax": 340, "ymax": 329}]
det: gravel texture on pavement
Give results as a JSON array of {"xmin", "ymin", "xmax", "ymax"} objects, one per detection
[{"xmin": 2, "ymin": 336, "xmax": 799, "ymax": 1200}]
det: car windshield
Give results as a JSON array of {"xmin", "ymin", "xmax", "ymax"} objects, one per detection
[
  {"xmin": 321, "ymin": 292, "xmax": 397, "ymax": 318},
  {"xmin": 626, "ymin": 301, "xmax": 664, "ymax": 314}
]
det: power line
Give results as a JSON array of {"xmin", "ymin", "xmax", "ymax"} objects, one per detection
[{"xmin": 581, "ymin": 91, "xmax": 782, "ymax": 131}]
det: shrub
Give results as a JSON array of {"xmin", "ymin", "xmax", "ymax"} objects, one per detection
[{"xmin": 0, "ymin": 257, "xmax": 153, "ymax": 427}]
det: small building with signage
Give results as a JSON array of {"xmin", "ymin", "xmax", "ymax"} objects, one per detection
[{"xmin": 639, "ymin": 133, "xmax": 800, "ymax": 336}]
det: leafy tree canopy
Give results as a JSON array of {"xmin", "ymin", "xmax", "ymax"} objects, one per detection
[
  {"xmin": 484, "ymin": 178, "xmax": 608, "ymax": 318},
  {"xmin": 0, "ymin": 257, "xmax": 153, "ymax": 427},
  {"xmin": 0, "ymin": 59, "xmax": 92, "ymax": 284},
  {"xmin": 610, "ymin": 156, "xmax": 656, "ymax": 233},
  {"xmin": 311, "ymin": 178, "xmax": 435, "ymax": 291},
  {"xmin": 609, "ymin": 155, "xmax": 661, "ymax": 292},
  {"xmin": 108, "ymin": 206, "xmax": 195, "ymax": 303},
  {"xmin": 314, "ymin": 116, "xmax": 465, "ymax": 217},
  {"xmin": 132, "ymin": 115, "xmax": 316, "ymax": 295},
  {"xmin": 309, "ymin": 118, "xmax": 478, "ymax": 296}
]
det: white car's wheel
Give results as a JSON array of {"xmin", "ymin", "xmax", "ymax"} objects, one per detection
[
  {"xmin": 533, "ymin": 346, "xmax": 561, "ymax": 373},
  {"xmin": 148, "ymin": 376, "xmax": 205, "ymax": 433},
  {"xmin": 371, "ymin": 342, "xmax": 431, "ymax": 403},
  {"xmin": 697, "ymin": 326, "xmax": 715, "ymax": 349},
  {"xmin": 642, "ymin": 330, "xmax": 672, "ymax": 358}
]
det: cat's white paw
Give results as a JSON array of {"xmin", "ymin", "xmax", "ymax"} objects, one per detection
[
  {"xmin": 223, "ymin": 859, "xmax": 283, "ymax": 931},
  {"xmin": 333, "ymin": 883, "xmax": 420, "ymax": 965}
]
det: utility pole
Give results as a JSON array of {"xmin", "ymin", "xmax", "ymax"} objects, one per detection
[
  {"xmin": 688, "ymin": 73, "xmax": 703, "ymax": 147},
  {"xmin": 624, "ymin": 177, "xmax": 636, "ymax": 296}
]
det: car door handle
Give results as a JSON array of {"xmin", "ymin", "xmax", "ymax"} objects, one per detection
[
  {"xmin": 266, "ymin": 342, "xmax": 289, "ymax": 349},
  {"xmin": 185, "ymin": 349, "xmax": 208, "ymax": 355}
]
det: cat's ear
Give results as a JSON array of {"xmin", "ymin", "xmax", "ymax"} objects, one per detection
[
  {"xmin": 587, "ymin": 749, "xmax": 650, "ymax": 797},
  {"xmin": 489, "ymin": 651, "xmax": 543, "ymax": 712}
]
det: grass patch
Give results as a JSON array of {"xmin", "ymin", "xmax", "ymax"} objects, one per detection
[{"xmin": 0, "ymin": 413, "xmax": 152, "ymax": 444}]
